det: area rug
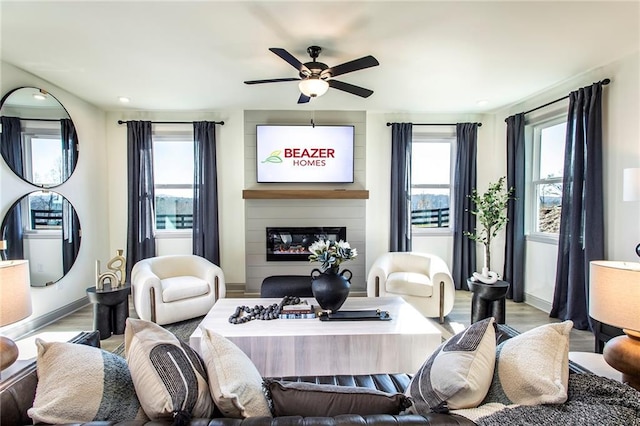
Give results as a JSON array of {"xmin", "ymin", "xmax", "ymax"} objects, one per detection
[{"xmin": 112, "ymin": 315, "xmax": 204, "ymax": 356}]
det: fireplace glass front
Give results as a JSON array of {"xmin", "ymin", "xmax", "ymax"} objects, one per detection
[{"xmin": 266, "ymin": 227, "xmax": 347, "ymax": 262}]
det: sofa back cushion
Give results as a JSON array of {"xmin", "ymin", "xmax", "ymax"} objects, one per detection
[{"xmin": 265, "ymin": 380, "xmax": 410, "ymax": 417}]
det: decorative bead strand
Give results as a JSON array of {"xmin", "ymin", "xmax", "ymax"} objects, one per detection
[{"xmin": 228, "ymin": 296, "xmax": 302, "ymax": 324}]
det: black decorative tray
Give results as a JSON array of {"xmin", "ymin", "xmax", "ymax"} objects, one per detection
[{"xmin": 318, "ymin": 309, "xmax": 391, "ymax": 321}]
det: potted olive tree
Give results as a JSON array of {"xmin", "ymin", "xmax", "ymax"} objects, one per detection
[{"xmin": 464, "ymin": 176, "xmax": 514, "ymax": 284}]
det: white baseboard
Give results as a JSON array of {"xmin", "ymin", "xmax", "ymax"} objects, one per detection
[
  {"xmin": 524, "ymin": 293, "xmax": 552, "ymax": 314},
  {"xmin": 3, "ymin": 296, "xmax": 89, "ymax": 340}
]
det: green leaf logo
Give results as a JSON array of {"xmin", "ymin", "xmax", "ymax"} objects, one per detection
[{"xmin": 261, "ymin": 150, "xmax": 283, "ymax": 163}]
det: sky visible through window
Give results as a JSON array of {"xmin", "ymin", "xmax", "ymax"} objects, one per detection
[
  {"xmin": 153, "ymin": 140, "xmax": 194, "ymax": 186},
  {"xmin": 540, "ymin": 122, "xmax": 566, "ymax": 178},
  {"xmin": 31, "ymin": 137, "xmax": 62, "ymax": 185},
  {"xmin": 412, "ymin": 142, "xmax": 451, "ymax": 185}
]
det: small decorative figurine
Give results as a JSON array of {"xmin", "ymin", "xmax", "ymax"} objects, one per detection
[{"xmin": 95, "ymin": 249, "xmax": 126, "ymax": 290}]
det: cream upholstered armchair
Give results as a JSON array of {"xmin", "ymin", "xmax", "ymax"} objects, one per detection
[
  {"xmin": 367, "ymin": 252, "xmax": 455, "ymax": 323},
  {"xmin": 131, "ymin": 255, "xmax": 225, "ymax": 325}
]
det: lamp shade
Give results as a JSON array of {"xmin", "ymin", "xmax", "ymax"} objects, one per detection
[
  {"xmin": 623, "ymin": 168, "xmax": 640, "ymax": 202},
  {"xmin": 0, "ymin": 260, "xmax": 33, "ymax": 327},
  {"xmin": 589, "ymin": 260, "xmax": 640, "ymax": 332},
  {"xmin": 299, "ymin": 78, "xmax": 329, "ymax": 98}
]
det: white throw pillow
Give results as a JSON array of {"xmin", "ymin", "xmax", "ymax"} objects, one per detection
[
  {"xmin": 199, "ymin": 327, "xmax": 272, "ymax": 418},
  {"xmin": 28, "ymin": 340, "xmax": 147, "ymax": 424},
  {"xmin": 482, "ymin": 320, "xmax": 573, "ymax": 406},
  {"xmin": 124, "ymin": 318, "xmax": 215, "ymax": 420},
  {"xmin": 406, "ymin": 317, "xmax": 496, "ymax": 413}
]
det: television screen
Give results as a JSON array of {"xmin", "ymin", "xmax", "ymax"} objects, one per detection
[{"xmin": 256, "ymin": 125, "xmax": 354, "ymax": 183}]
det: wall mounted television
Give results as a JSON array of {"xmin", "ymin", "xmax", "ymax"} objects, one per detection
[{"xmin": 256, "ymin": 124, "xmax": 354, "ymax": 183}]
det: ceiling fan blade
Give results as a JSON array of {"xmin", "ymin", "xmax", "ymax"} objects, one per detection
[
  {"xmin": 244, "ymin": 77, "xmax": 301, "ymax": 85},
  {"xmin": 328, "ymin": 80, "xmax": 374, "ymax": 98},
  {"xmin": 297, "ymin": 93, "xmax": 311, "ymax": 104},
  {"xmin": 269, "ymin": 48, "xmax": 311, "ymax": 75},
  {"xmin": 325, "ymin": 55, "xmax": 379, "ymax": 78}
]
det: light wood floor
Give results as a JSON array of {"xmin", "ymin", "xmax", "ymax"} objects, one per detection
[{"xmin": 22, "ymin": 290, "xmax": 596, "ymax": 353}]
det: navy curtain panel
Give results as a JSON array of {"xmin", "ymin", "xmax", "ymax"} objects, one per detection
[
  {"xmin": 62, "ymin": 198, "xmax": 81, "ymax": 274},
  {"xmin": 452, "ymin": 123, "xmax": 478, "ymax": 290},
  {"xmin": 0, "ymin": 116, "xmax": 24, "ymax": 178},
  {"xmin": 504, "ymin": 113, "xmax": 526, "ymax": 302},
  {"xmin": 1, "ymin": 198, "xmax": 24, "ymax": 260},
  {"xmin": 551, "ymin": 82, "xmax": 605, "ymax": 330},
  {"xmin": 0, "ymin": 117, "xmax": 25, "ymax": 259},
  {"xmin": 60, "ymin": 118, "xmax": 79, "ymax": 181},
  {"xmin": 389, "ymin": 123, "xmax": 412, "ymax": 252},
  {"xmin": 126, "ymin": 121, "xmax": 156, "ymax": 282},
  {"xmin": 192, "ymin": 121, "xmax": 220, "ymax": 265}
]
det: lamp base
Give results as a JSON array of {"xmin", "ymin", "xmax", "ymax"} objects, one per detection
[
  {"xmin": 603, "ymin": 331, "xmax": 640, "ymax": 391},
  {"xmin": 0, "ymin": 335, "xmax": 19, "ymax": 371}
]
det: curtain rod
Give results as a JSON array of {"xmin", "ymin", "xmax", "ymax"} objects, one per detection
[
  {"xmin": 9, "ymin": 117, "xmax": 65, "ymax": 122},
  {"xmin": 518, "ymin": 78, "xmax": 610, "ymax": 117},
  {"xmin": 117, "ymin": 120, "xmax": 224, "ymax": 125},
  {"xmin": 386, "ymin": 122, "xmax": 482, "ymax": 127}
]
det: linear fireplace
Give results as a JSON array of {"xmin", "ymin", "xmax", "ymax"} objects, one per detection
[{"xmin": 266, "ymin": 226, "xmax": 347, "ymax": 262}]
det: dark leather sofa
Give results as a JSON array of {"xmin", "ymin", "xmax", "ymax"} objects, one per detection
[{"xmin": 0, "ymin": 325, "xmax": 589, "ymax": 426}]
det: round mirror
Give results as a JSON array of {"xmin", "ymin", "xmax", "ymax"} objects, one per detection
[
  {"xmin": 1, "ymin": 191, "xmax": 81, "ymax": 287},
  {"xmin": 0, "ymin": 87, "xmax": 79, "ymax": 187}
]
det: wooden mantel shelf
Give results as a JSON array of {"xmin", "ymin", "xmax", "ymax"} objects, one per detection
[{"xmin": 242, "ymin": 189, "xmax": 369, "ymax": 200}]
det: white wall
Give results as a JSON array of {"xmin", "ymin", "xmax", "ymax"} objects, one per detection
[
  {"xmin": 491, "ymin": 51, "xmax": 640, "ymax": 311},
  {"xmin": 1, "ymin": 62, "xmax": 109, "ymax": 337}
]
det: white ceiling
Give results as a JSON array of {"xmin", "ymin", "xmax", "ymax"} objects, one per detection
[{"xmin": 1, "ymin": 1, "xmax": 638, "ymax": 113}]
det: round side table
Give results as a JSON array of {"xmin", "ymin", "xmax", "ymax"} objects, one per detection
[
  {"xmin": 86, "ymin": 284, "xmax": 130, "ymax": 340},
  {"xmin": 467, "ymin": 279, "xmax": 510, "ymax": 324}
]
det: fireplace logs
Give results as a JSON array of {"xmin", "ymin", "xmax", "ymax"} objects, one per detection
[{"xmin": 266, "ymin": 227, "xmax": 346, "ymax": 262}]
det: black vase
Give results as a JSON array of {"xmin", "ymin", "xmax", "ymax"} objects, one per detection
[{"xmin": 311, "ymin": 267, "xmax": 352, "ymax": 311}]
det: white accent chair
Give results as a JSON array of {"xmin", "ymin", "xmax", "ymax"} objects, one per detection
[
  {"xmin": 131, "ymin": 255, "xmax": 225, "ymax": 325},
  {"xmin": 367, "ymin": 252, "xmax": 455, "ymax": 323}
]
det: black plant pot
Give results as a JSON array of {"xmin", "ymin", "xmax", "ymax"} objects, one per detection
[{"xmin": 311, "ymin": 267, "xmax": 352, "ymax": 312}]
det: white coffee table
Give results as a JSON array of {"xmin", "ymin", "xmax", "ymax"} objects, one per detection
[{"xmin": 190, "ymin": 296, "xmax": 441, "ymax": 377}]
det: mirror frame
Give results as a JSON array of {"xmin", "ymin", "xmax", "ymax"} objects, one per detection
[
  {"xmin": 1, "ymin": 191, "xmax": 81, "ymax": 287},
  {"xmin": 0, "ymin": 86, "xmax": 79, "ymax": 187}
]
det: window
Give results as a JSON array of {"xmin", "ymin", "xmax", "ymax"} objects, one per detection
[
  {"xmin": 27, "ymin": 191, "xmax": 63, "ymax": 231},
  {"xmin": 529, "ymin": 118, "xmax": 566, "ymax": 236},
  {"xmin": 22, "ymin": 123, "xmax": 63, "ymax": 186},
  {"xmin": 411, "ymin": 133, "xmax": 455, "ymax": 232},
  {"xmin": 153, "ymin": 126, "xmax": 194, "ymax": 231}
]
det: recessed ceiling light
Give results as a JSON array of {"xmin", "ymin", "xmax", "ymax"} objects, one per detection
[
  {"xmin": 477, "ymin": 99, "xmax": 489, "ymax": 106},
  {"xmin": 118, "ymin": 96, "xmax": 131, "ymax": 103},
  {"xmin": 33, "ymin": 93, "xmax": 46, "ymax": 101}
]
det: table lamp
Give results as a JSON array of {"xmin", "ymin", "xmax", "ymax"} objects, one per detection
[
  {"xmin": 589, "ymin": 260, "xmax": 640, "ymax": 390},
  {"xmin": 0, "ymin": 260, "xmax": 33, "ymax": 370}
]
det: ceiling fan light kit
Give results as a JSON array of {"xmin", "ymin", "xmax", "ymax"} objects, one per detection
[
  {"xmin": 299, "ymin": 78, "xmax": 329, "ymax": 98},
  {"xmin": 245, "ymin": 45, "xmax": 379, "ymax": 104}
]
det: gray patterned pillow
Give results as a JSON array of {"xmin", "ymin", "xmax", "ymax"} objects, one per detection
[
  {"xmin": 406, "ymin": 317, "xmax": 496, "ymax": 413},
  {"xmin": 28, "ymin": 340, "xmax": 147, "ymax": 424},
  {"xmin": 124, "ymin": 318, "xmax": 215, "ymax": 421}
]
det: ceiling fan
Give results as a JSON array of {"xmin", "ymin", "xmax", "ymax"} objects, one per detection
[{"xmin": 244, "ymin": 46, "xmax": 379, "ymax": 104}]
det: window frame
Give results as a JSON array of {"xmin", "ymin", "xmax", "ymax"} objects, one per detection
[
  {"xmin": 525, "ymin": 114, "xmax": 567, "ymax": 244},
  {"xmin": 152, "ymin": 126, "xmax": 194, "ymax": 237},
  {"xmin": 22, "ymin": 191, "xmax": 63, "ymax": 237},
  {"xmin": 410, "ymin": 131, "xmax": 456, "ymax": 236},
  {"xmin": 22, "ymin": 123, "xmax": 63, "ymax": 187}
]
